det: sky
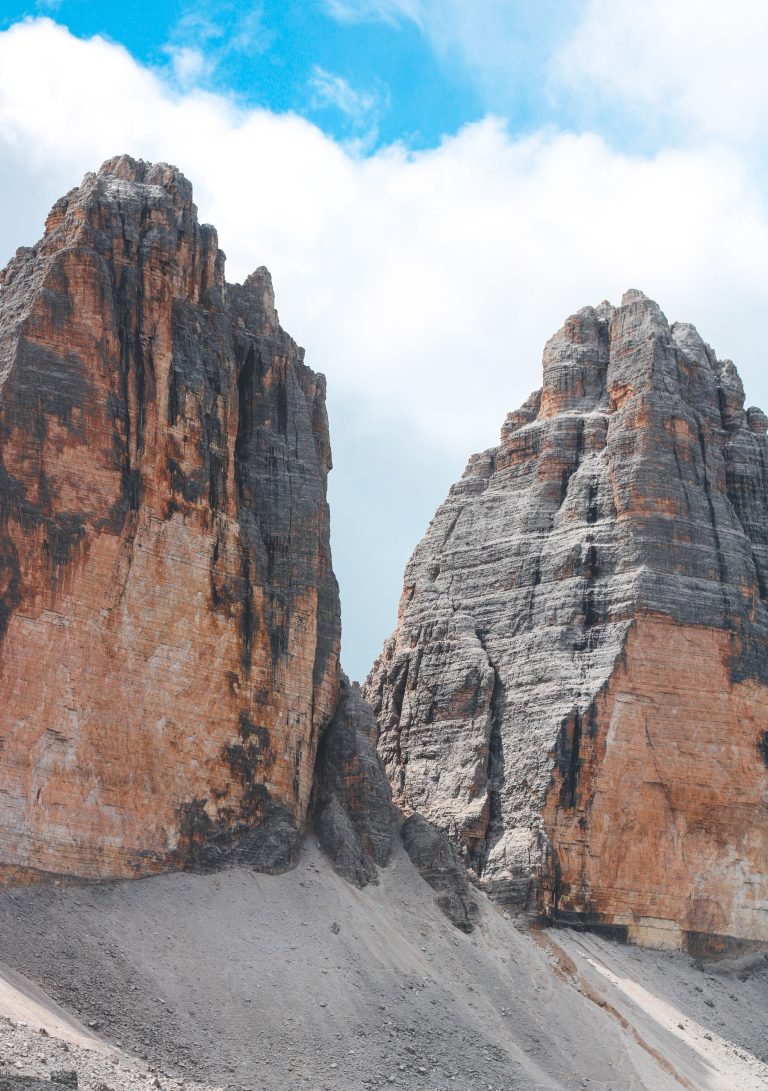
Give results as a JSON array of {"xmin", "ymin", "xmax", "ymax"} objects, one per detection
[{"xmin": 0, "ymin": 1, "xmax": 767, "ymax": 680}]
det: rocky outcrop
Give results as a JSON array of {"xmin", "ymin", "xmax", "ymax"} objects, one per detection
[
  {"xmin": 365, "ymin": 290, "xmax": 768, "ymax": 954},
  {"xmin": 0, "ymin": 156, "xmax": 340, "ymax": 879},
  {"xmin": 400, "ymin": 813, "xmax": 480, "ymax": 933},
  {"xmin": 312, "ymin": 676, "xmax": 394, "ymax": 887}
]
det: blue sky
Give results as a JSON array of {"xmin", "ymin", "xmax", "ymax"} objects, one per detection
[
  {"xmin": 0, "ymin": 0, "xmax": 597, "ymax": 151},
  {"xmin": 2, "ymin": 0, "xmax": 491, "ymax": 146},
  {"xmin": 0, "ymin": 1, "xmax": 767, "ymax": 679}
]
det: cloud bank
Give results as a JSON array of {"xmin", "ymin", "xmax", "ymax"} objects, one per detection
[{"xmin": 1, "ymin": 14, "xmax": 767, "ymax": 678}]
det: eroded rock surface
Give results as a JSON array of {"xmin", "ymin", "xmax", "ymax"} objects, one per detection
[
  {"xmin": 365, "ymin": 290, "xmax": 768, "ymax": 953},
  {"xmin": 400, "ymin": 813, "xmax": 480, "ymax": 933},
  {"xmin": 312, "ymin": 676, "xmax": 394, "ymax": 887},
  {"xmin": 0, "ymin": 156, "xmax": 340, "ymax": 879}
]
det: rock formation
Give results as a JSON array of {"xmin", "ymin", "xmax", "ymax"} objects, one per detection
[
  {"xmin": 400, "ymin": 813, "xmax": 479, "ymax": 933},
  {"xmin": 312, "ymin": 676, "xmax": 394, "ymax": 887},
  {"xmin": 365, "ymin": 290, "xmax": 768, "ymax": 954},
  {"xmin": 311, "ymin": 678, "xmax": 478, "ymax": 931},
  {"xmin": 0, "ymin": 156, "xmax": 340, "ymax": 879}
]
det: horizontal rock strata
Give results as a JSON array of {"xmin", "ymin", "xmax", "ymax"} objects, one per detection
[
  {"xmin": 0, "ymin": 156, "xmax": 340, "ymax": 879},
  {"xmin": 365, "ymin": 290, "xmax": 768, "ymax": 953}
]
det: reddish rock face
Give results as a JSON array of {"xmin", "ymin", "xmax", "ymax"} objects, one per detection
[
  {"xmin": 0, "ymin": 156, "xmax": 340, "ymax": 879},
  {"xmin": 365, "ymin": 291, "xmax": 768, "ymax": 953},
  {"xmin": 541, "ymin": 617, "xmax": 767, "ymax": 951}
]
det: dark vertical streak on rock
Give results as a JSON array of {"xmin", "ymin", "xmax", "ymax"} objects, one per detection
[
  {"xmin": 697, "ymin": 423, "xmax": 729, "ymax": 593},
  {"xmin": 239, "ymin": 550, "xmax": 255, "ymax": 679},
  {"xmin": 758, "ymin": 731, "xmax": 768, "ymax": 768},
  {"xmin": 586, "ymin": 481, "xmax": 599, "ymax": 525},
  {"xmin": 0, "ymin": 535, "xmax": 21, "ymax": 646},
  {"xmin": 557, "ymin": 712, "xmax": 582, "ymax": 810},
  {"xmin": 472, "ymin": 629, "xmax": 506, "ymax": 881},
  {"xmin": 477, "ymin": 664, "xmax": 505, "ymax": 878},
  {"xmin": 235, "ymin": 345, "xmax": 255, "ymax": 482},
  {"xmin": 560, "ymin": 419, "xmax": 585, "ymax": 505}
]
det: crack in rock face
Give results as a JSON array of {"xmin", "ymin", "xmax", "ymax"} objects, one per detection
[{"xmin": 365, "ymin": 290, "xmax": 768, "ymax": 955}]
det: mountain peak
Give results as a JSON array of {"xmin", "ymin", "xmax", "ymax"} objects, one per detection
[{"xmin": 366, "ymin": 293, "xmax": 768, "ymax": 955}]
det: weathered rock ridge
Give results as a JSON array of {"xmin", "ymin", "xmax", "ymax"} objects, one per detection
[
  {"xmin": 365, "ymin": 290, "xmax": 768, "ymax": 953},
  {"xmin": 0, "ymin": 156, "xmax": 341, "ymax": 879}
]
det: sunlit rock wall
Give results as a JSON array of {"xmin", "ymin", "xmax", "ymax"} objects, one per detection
[{"xmin": 0, "ymin": 156, "xmax": 340, "ymax": 879}]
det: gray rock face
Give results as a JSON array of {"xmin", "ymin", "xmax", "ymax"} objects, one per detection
[
  {"xmin": 400, "ymin": 813, "xmax": 480, "ymax": 933},
  {"xmin": 313, "ymin": 677, "xmax": 394, "ymax": 886},
  {"xmin": 365, "ymin": 291, "xmax": 768, "ymax": 952},
  {"xmin": 0, "ymin": 1080, "xmax": 74, "ymax": 1091}
]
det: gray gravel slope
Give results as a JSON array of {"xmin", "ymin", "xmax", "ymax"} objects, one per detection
[{"xmin": 0, "ymin": 840, "xmax": 765, "ymax": 1091}]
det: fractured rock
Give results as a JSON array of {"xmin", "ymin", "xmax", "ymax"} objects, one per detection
[
  {"xmin": 313, "ymin": 676, "xmax": 394, "ymax": 886},
  {"xmin": 365, "ymin": 290, "xmax": 768, "ymax": 954},
  {"xmin": 400, "ymin": 813, "xmax": 479, "ymax": 933}
]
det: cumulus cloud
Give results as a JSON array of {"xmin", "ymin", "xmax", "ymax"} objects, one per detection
[
  {"xmin": 1, "ymin": 16, "xmax": 767, "ymax": 676},
  {"xmin": 555, "ymin": 0, "xmax": 768, "ymax": 147}
]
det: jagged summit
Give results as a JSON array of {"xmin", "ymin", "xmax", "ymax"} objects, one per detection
[
  {"xmin": 93, "ymin": 153, "xmax": 193, "ymax": 193},
  {"xmin": 366, "ymin": 290, "xmax": 768, "ymax": 954}
]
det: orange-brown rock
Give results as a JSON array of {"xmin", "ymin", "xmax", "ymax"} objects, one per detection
[
  {"xmin": 365, "ymin": 291, "xmax": 768, "ymax": 954},
  {"xmin": 541, "ymin": 616, "xmax": 767, "ymax": 953},
  {"xmin": 0, "ymin": 156, "xmax": 340, "ymax": 879}
]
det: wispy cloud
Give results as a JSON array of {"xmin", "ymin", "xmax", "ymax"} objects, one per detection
[
  {"xmin": 324, "ymin": 0, "xmax": 582, "ymax": 121},
  {"xmin": 163, "ymin": 2, "xmax": 273, "ymax": 90},
  {"xmin": 309, "ymin": 66, "xmax": 387, "ymax": 134},
  {"xmin": 323, "ymin": 0, "xmax": 424, "ymax": 26}
]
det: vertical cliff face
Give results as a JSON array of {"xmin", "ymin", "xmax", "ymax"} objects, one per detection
[
  {"xmin": 0, "ymin": 156, "xmax": 340, "ymax": 879},
  {"xmin": 365, "ymin": 290, "xmax": 768, "ymax": 953}
]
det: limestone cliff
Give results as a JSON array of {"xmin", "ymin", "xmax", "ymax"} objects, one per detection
[
  {"xmin": 365, "ymin": 290, "xmax": 768, "ymax": 954},
  {"xmin": 0, "ymin": 156, "xmax": 340, "ymax": 879}
]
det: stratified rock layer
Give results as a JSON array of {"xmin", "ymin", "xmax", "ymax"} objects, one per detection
[
  {"xmin": 0, "ymin": 156, "xmax": 340, "ymax": 879},
  {"xmin": 365, "ymin": 291, "xmax": 768, "ymax": 953}
]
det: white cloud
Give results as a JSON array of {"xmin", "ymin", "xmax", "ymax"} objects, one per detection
[
  {"xmin": 323, "ymin": 0, "xmax": 424, "ymax": 26},
  {"xmin": 555, "ymin": 0, "xmax": 768, "ymax": 146},
  {"xmin": 161, "ymin": 4, "xmax": 272, "ymax": 90},
  {"xmin": 1, "ymin": 17, "xmax": 768, "ymax": 677},
  {"xmin": 165, "ymin": 46, "xmax": 212, "ymax": 89},
  {"xmin": 324, "ymin": 0, "xmax": 582, "ymax": 114},
  {"xmin": 309, "ymin": 66, "xmax": 384, "ymax": 130},
  {"xmin": 2, "ymin": 17, "xmax": 767, "ymax": 448}
]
